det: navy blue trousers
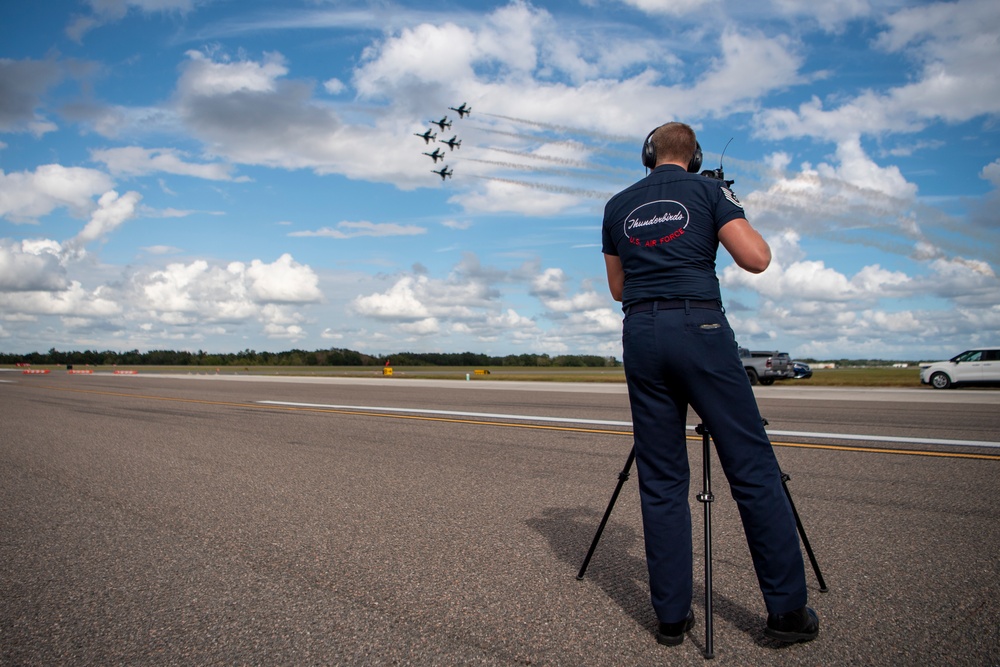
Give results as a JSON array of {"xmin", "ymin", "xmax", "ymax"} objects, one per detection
[{"xmin": 621, "ymin": 303, "xmax": 807, "ymax": 623}]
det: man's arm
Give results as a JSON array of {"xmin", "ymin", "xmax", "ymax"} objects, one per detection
[
  {"xmin": 719, "ymin": 218, "xmax": 771, "ymax": 274},
  {"xmin": 604, "ymin": 253, "xmax": 624, "ymax": 302}
]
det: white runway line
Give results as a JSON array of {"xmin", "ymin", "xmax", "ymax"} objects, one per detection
[
  {"xmin": 258, "ymin": 400, "xmax": 633, "ymax": 427},
  {"xmin": 257, "ymin": 401, "xmax": 1000, "ymax": 449}
]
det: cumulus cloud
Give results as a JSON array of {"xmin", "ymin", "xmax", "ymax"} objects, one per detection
[
  {"xmin": 245, "ymin": 253, "xmax": 323, "ymax": 303},
  {"xmin": 130, "ymin": 254, "xmax": 321, "ymax": 336},
  {"xmin": 0, "ymin": 239, "xmax": 68, "ymax": 291},
  {"xmin": 72, "ymin": 190, "xmax": 143, "ymax": 247},
  {"xmin": 352, "ymin": 275, "xmax": 471, "ymax": 321},
  {"xmin": 722, "ymin": 230, "xmax": 914, "ymax": 304},
  {"xmin": 171, "ymin": 48, "xmax": 438, "ymax": 188},
  {"xmin": 349, "ymin": 254, "xmax": 614, "ymax": 348},
  {"xmin": 530, "ymin": 267, "xmax": 605, "ymax": 311},
  {"xmin": 739, "ymin": 137, "xmax": 949, "ymax": 264},
  {"xmin": 0, "ymin": 280, "xmax": 122, "ymax": 317},
  {"xmin": 90, "ymin": 147, "xmax": 245, "ymax": 181},
  {"xmin": 0, "ymin": 165, "xmax": 114, "ymax": 223}
]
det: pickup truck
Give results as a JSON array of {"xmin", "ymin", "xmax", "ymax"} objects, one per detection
[{"xmin": 739, "ymin": 348, "xmax": 795, "ymax": 385}]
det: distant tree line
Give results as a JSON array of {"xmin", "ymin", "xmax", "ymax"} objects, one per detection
[{"xmin": 1, "ymin": 347, "xmax": 621, "ymax": 368}]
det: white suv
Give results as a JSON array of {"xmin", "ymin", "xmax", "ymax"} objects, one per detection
[{"xmin": 919, "ymin": 347, "xmax": 1000, "ymax": 389}]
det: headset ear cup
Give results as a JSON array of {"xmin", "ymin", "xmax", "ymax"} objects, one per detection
[
  {"xmin": 641, "ymin": 129, "xmax": 657, "ymax": 169},
  {"xmin": 688, "ymin": 142, "xmax": 703, "ymax": 173}
]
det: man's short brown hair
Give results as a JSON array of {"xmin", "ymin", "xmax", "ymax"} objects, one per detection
[{"xmin": 651, "ymin": 122, "xmax": 697, "ymax": 165}]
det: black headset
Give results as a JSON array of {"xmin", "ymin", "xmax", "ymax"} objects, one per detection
[{"xmin": 642, "ymin": 125, "xmax": 702, "ymax": 173}]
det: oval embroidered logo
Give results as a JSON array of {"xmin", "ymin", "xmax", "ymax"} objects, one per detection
[{"xmin": 624, "ymin": 199, "xmax": 690, "ymax": 248}]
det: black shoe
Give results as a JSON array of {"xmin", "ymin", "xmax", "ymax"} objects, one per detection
[
  {"xmin": 764, "ymin": 606, "xmax": 819, "ymax": 643},
  {"xmin": 656, "ymin": 610, "xmax": 695, "ymax": 646}
]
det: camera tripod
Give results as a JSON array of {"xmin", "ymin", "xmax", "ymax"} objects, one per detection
[{"xmin": 576, "ymin": 421, "xmax": 827, "ymax": 659}]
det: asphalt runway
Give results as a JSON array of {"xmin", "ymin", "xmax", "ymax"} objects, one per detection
[{"xmin": 2, "ymin": 372, "xmax": 998, "ymax": 666}]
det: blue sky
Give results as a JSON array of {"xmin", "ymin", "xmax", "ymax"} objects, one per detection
[{"xmin": 1, "ymin": 0, "xmax": 997, "ymax": 361}]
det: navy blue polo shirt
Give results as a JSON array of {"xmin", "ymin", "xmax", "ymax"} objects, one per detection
[{"xmin": 602, "ymin": 164, "xmax": 746, "ymax": 309}]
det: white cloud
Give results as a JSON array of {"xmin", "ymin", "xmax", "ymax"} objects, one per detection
[
  {"xmin": 323, "ymin": 78, "xmax": 345, "ymax": 94},
  {"xmin": 981, "ymin": 159, "xmax": 1000, "ymax": 187},
  {"xmin": 459, "ymin": 180, "xmax": 579, "ymax": 215},
  {"xmin": 91, "ymin": 146, "xmax": 244, "ymax": 181},
  {"xmin": 398, "ymin": 317, "xmax": 441, "ymax": 335},
  {"xmin": 355, "ymin": 22, "xmax": 478, "ymax": 98},
  {"xmin": 922, "ymin": 256, "xmax": 998, "ymax": 304},
  {"xmin": 348, "ymin": 256, "xmax": 617, "ymax": 351},
  {"xmin": 132, "ymin": 254, "xmax": 321, "ymax": 333},
  {"xmin": 180, "ymin": 49, "xmax": 288, "ymax": 96},
  {"xmin": 142, "ymin": 245, "xmax": 182, "ymax": 255},
  {"xmin": 530, "ymin": 268, "xmax": 605, "ymax": 312},
  {"xmin": 0, "ymin": 280, "xmax": 121, "ymax": 317},
  {"xmin": 73, "ymin": 190, "xmax": 142, "ymax": 247},
  {"xmin": 244, "ymin": 253, "xmax": 323, "ymax": 303},
  {"xmin": 352, "ymin": 275, "xmax": 434, "ymax": 320},
  {"xmin": 0, "ymin": 165, "xmax": 114, "ymax": 223},
  {"xmin": 742, "ymin": 139, "xmax": 929, "ymax": 255},
  {"xmin": 0, "ymin": 239, "xmax": 68, "ymax": 291},
  {"xmin": 722, "ymin": 231, "xmax": 914, "ymax": 305}
]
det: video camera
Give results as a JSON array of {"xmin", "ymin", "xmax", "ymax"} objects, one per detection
[
  {"xmin": 700, "ymin": 167, "xmax": 733, "ymax": 187},
  {"xmin": 700, "ymin": 138, "xmax": 734, "ymax": 187}
]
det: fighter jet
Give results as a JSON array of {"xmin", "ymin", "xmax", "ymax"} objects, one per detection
[
  {"xmin": 448, "ymin": 103, "xmax": 471, "ymax": 119},
  {"xmin": 414, "ymin": 128, "xmax": 437, "ymax": 144},
  {"xmin": 422, "ymin": 147, "xmax": 446, "ymax": 163},
  {"xmin": 429, "ymin": 116, "xmax": 452, "ymax": 131},
  {"xmin": 432, "ymin": 166, "xmax": 453, "ymax": 180},
  {"xmin": 442, "ymin": 136, "xmax": 462, "ymax": 151}
]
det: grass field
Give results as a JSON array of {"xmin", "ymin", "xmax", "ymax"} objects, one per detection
[{"xmin": 5, "ymin": 364, "xmax": 930, "ymax": 387}]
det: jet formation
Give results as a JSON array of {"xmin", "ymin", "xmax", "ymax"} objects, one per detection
[{"xmin": 416, "ymin": 103, "xmax": 470, "ymax": 181}]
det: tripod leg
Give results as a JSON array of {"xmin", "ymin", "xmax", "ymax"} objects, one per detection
[
  {"xmin": 781, "ymin": 472, "xmax": 828, "ymax": 593},
  {"xmin": 695, "ymin": 424, "xmax": 715, "ymax": 659},
  {"xmin": 577, "ymin": 447, "xmax": 636, "ymax": 580}
]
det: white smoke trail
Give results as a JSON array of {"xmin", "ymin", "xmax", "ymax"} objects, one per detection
[
  {"xmin": 483, "ymin": 146, "xmax": 634, "ymax": 175},
  {"xmin": 464, "ymin": 158, "xmax": 626, "ymax": 184},
  {"xmin": 480, "ymin": 112, "xmax": 632, "ymax": 143},
  {"xmin": 469, "ymin": 125, "xmax": 585, "ymax": 148},
  {"xmin": 475, "ymin": 175, "xmax": 614, "ymax": 200}
]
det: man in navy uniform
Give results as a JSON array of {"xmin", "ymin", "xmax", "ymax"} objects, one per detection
[{"xmin": 601, "ymin": 121, "xmax": 819, "ymax": 647}]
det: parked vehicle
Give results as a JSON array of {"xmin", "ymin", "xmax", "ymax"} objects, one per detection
[
  {"xmin": 739, "ymin": 348, "xmax": 795, "ymax": 385},
  {"xmin": 919, "ymin": 347, "xmax": 1000, "ymax": 389},
  {"xmin": 792, "ymin": 361, "xmax": 813, "ymax": 379}
]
